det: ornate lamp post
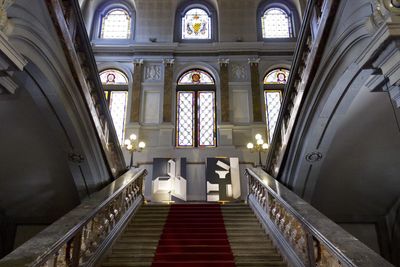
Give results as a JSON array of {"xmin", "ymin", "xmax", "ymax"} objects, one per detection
[
  {"xmin": 123, "ymin": 134, "xmax": 145, "ymax": 168},
  {"xmin": 247, "ymin": 133, "xmax": 269, "ymax": 167}
]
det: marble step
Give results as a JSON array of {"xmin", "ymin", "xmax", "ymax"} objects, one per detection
[{"xmin": 101, "ymin": 204, "xmax": 287, "ymax": 267}]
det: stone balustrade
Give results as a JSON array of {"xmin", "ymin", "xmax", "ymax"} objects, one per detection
[
  {"xmin": 246, "ymin": 167, "xmax": 393, "ymax": 267},
  {"xmin": 46, "ymin": 0, "xmax": 126, "ymax": 177},
  {"xmin": 265, "ymin": 0, "xmax": 337, "ymax": 177},
  {"xmin": 0, "ymin": 168, "xmax": 147, "ymax": 267}
]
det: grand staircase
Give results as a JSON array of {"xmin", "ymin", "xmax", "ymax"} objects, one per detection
[{"xmin": 101, "ymin": 204, "xmax": 287, "ymax": 267}]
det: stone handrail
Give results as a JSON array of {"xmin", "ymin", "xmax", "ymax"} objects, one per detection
[
  {"xmin": 265, "ymin": 0, "xmax": 337, "ymax": 177},
  {"xmin": 245, "ymin": 167, "xmax": 393, "ymax": 267},
  {"xmin": 0, "ymin": 168, "xmax": 147, "ymax": 267},
  {"xmin": 46, "ymin": 0, "xmax": 126, "ymax": 177}
]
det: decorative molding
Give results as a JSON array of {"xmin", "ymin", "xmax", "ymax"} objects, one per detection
[
  {"xmin": 370, "ymin": 38, "xmax": 400, "ymax": 107},
  {"xmin": 230, "ymin": 63, "xmax": 248, "ymax": 81},
  {"xmin": 0, "ymin": 31, "xmax": 27, "ymax": 70},
  {"xmin": 0, "ymin": 30, "xmax": 27, "ymax": 94},
  {"xmin": 144, "ymin": 64, "xmax": 161, "ymax": 81},
  {"xmin": 0, "ymin": 0, "xmax": 14, "ymax": 32},
  {"xmin": 92, "ymin": 42, "xmax": 297, "ymax": 55},
  {"xmin": 372, "ymin": 2, "xmax": 386, "ymax": 28},
  {"xmin": 0, "ymin": 75, "xmax": 17, "ymax": 94}
]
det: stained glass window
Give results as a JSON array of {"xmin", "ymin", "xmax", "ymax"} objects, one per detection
[
  {"xmin": 262, "ymin": 8, "xmax": 291, "ymax": 38},
  {"xmin": 178, "ymin": 69, "xmax": 214, "ymax": 85},
  {"xmin": 100, "ymin": 69, "xmax": 129, "ymax": 85},
  {"xmin": 182, "ymin": 8, "xmax": 211, "ymax": 40},
  {"xmin": 265, "ymin": 91, "xmax": 282, "ymax": 143},
  {"xmin": 198, "ymin": 91, "xmax": 216, "ymax": 146},
  {"xmin": 176, "ymin": 69, "xmax": 216, "ymax": 147},
  {"xmin": 263, "ymin": 69, "xmax": 288, "ymax": 143},
  {"xmin": 100, "ymin": 69, "xmax": 129, "ymax": 145},
  {"xmin": 109, "ymin": 91, "xmax": 128, "ymax": 144},
  {"xmin": 101, "ymin": 9, "xmax": 131, "ymax": 39},
  {"xmin": 177, "ymin": 92, "xmax": 195, "ymax": 147},
  {"xmin": 264, "ymin": 69, "xmax": 289, "ymax": 84}
]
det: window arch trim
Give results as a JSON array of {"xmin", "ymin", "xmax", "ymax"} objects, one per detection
[
  {"xmin": 256, "ymin": 0, "xmax": 300, "ymax": 41},
  {"xmin": 91, "ymin": 1, "xmax": 136, "ymax": 44},
  {"xmin": 174, "ymin": 0, "xmax": 218, "ymax": 43}
]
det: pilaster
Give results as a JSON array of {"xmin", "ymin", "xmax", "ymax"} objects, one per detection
[
  {"xmin": 131, "ymin": 59, "xmax": 143, "ymax": 122},
  {"xmin": 162, "ymin": 58, "xmax": 174, "ymax": 123},
  {"xmin": 219, "ymin": 58, "xmax": 230, "ymax": 123},
  {"xmin": 249, "ymin": 58, "xmax": 262, "ymax": 122}
]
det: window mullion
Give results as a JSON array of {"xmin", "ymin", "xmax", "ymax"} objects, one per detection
[{"xmin": 195, "ymin": 91, "xmax": 199, "ymax": 147}]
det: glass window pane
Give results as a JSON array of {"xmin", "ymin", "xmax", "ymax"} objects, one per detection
[
  {"xmin": 100, "ymin": 69, "xmax": 128, "ymax": 85},
  {"xmin": 198, "ymin": 91, "xmax": 215, "ymax": 147},
  {"xmin": 265, "ymin": 90, "xmax": 282, "ymax": 143},
  {"xmin": 262, "ymin": 8, "xmax": 291, "ymax": 38},
  {"xmin": 101, "ymin": 9, "xmax": 131, "ymax": 39},
  {"xmin": 178, "ymin": 69, "xmax": 214, "ymax": 85},
  {"xmin": 109, "ymin": 91, "xmax": 128, "ymax": 145},
  {"xmin": 264, "ymin": 69, "xmax": 289, "ymax": 84},
  {"xmin": 177, "ymin": 91, "xmax": 195, "ymax": 147},
  {"xmin": 182, "ymin": 8, "xmax": 211, "ymax": 39}
]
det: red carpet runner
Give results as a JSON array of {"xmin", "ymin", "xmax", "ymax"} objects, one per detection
[{"xmin": 151, "ymin": 204, "xmax": 236, "ymax": 267}]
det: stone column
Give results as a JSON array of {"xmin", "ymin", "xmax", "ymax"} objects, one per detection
[
  {"xmin": 219, "ymin": 58, "xmax": 230, "ymax": 123},
  {"xmin": 249, "ymin": 58, "xmax": 262, "ymax": 122},
  {"xmin": 130, "ymin": 59, "xmax": 143, "ymax": 122},
  {"xmin": 162, "ymin": 58, "xmax": 175, "ymax": 123}
]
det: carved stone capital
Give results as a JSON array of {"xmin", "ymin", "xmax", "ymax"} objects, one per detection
[
  {"xmin": 248, "ymin": 58, "xmax": 260, "ymax": 66},
  {"xmin": 133, "ymin": 59, "xmax": 144, "ymax": 65},
  {"xmin": 218, "ymin": 58, "xmax": 230, "ymax": 66},
  {"xmin": 162, "ymin": 58, "xmax": 175, "ymax": 65}
]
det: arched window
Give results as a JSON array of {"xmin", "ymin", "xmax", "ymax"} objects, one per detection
[
  {"xmin": 100, "ymin": 69, "xmax": 129, "ymax": 145},
  {"xmin": 264, "ymin": 68, "xmax": 289, "ymax": 142},
  {"xmin": 262, "ymin": 8, "xmax": 292, "ymax": 38},
  {"xmin": 92, "ymin": 2, "xmax": 135, "ymax": 43},
  {"xmin": 175, "ymin": 2, "xmax": 218, "ymax": 42},
  {"xmin": 176, "ymin": 69, "xmax": 216, "ymax": 147},
  {"xmin": 100, "ymin": 8, "xmax": 131, "ymax": 39},
  {"xmin": 182, "ymin": 8, "xmax": 211, "ymax": 40},
  {"xmin": 257, "ymin": 0, "xmax": 298, "ymax": 41}
]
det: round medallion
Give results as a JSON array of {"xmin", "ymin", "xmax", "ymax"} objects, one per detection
[
  {"xmin": 305, "ymin": 151, "xmax": 323, "ymax": 162},
  {"xmin": 191, "ymin": 73, "xmax": 201, "ymax": 83}
]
